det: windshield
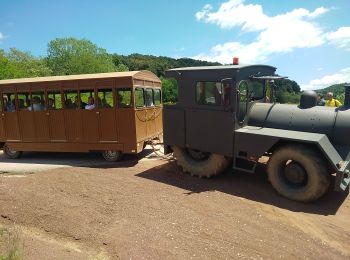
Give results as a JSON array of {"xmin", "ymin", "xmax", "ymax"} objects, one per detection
[
  {"xmin": 247, "ymin": 80, "xmax": 264, "ymax": 100},
  {"xmin": 238, "ymin": 80, "xmax": 265, "ymax": 102}
]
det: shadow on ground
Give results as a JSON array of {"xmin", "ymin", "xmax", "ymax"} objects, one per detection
[
  {"xmin": 136, "ymin": 161, "xmax": 349, "ymax": 216},
  {"xmin": 0, "ymin": 148, "xmax": 154, "ymax": 169}
]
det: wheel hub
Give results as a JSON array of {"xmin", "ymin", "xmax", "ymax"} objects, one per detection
[
  {"xmin": 106, "ymin": 151, "xmax": 117, "ymax": 157},
  {"xmin": 5, "ymin": 146, "xmax": 17, "ymax": 156},
  {"xmin": 284, "ymin": 162, "xmax": 307, "ymax": 186}
]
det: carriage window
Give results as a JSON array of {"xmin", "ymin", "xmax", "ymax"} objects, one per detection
[
  {"xmin": 196, "ymin": 82, "xmax": 223, "ymax": 105},
  {"xmin": 153, "ymin": 89, "xmax": 161, "ymax": 106},
  {"xmin": 30, "ymin": 91, "xmax": 45, "ymax": 111},
  {"xmin": 135, "ymin": 88, "xmax": 144, "ymax": 108},
  {"xmin": 3, "ymin": 93, "xmax": 16, "ymax": 112},
  {"xmin": 116, "ymin": 88, "xmax": 132, "ymax": 108},
  {"xmin": 64, "ymin": 90, "xmax": 78, "ymax": 109},
  {"xmin": 97, "ymin": 89, "xmax": 113, "ymax": 108},
  {"xmin": 47, "ymin": 91, "xmax": 62, "ymax": 110},
  {"xmin": 17, "ymin": 93, "xmax": 30, "ymax": 110},
  {"xmin": 80, "ymin": 90, "xmax": 95, "ymax": 110},
  {"xmin": 145, "ymin": 88, "xmax": 154, "ymax": 107}
]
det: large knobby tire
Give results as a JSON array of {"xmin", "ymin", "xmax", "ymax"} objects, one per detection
[
  {"xmin": 267, "ymin": 144, "xmax": 330, "ymax": 202},
  {"xmin": 172, "ymin": 146, "xmax": 231, "ymax": 178},
  {"xmin": 3, "ymin": 144, "xmax": 22, "ymax": 159},
  {"xmin": 102, "ymin": 150, "xmax": 123, "ymax": 162}
]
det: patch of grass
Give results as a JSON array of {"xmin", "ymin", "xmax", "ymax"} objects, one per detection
[{"xmin": 0, "ymin": 226, "xmax": 23, "ymax": 260}]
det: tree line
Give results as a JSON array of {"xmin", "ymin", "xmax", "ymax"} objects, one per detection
[{"xmin": 1, "ymin": 37, "xmax": 303, "ymax": 103}]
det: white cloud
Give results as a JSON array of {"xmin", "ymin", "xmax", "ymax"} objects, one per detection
[
  {"xmin": 194, "ymin": 0, "xmax": 334, "ymax": 63},
  {"xmin": 327, "ymin": 27, "xmax": 350, "ymax": 51},
  {"xmin": 194, "ymin": 41, "xmax": 268, "ymax": 64},
  {"xmin": 301, "ymin": 68, "xmax": 350, "ymax": 90},
  {"xmin": 195, "ymin": 0, "xmax": 269, "ymax": 32},
  {"xmin": 0, "ymin": 32, "xmax": 6, "ymax": 41},
  {"xmin": 308, "ymin": 7, "xmax": 328, "ymax": 18}
]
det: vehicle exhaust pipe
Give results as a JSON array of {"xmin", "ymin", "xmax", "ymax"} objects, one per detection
[{"xmin": 344, "ymin": 84, "xmax": 350, "ymax": 107}]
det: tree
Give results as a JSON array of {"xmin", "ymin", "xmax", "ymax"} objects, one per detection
[
  {"xmin": 111, "ymin": 53, "xmax": 220, "ymax": 77},
  {"xmin": 0, "ymin": 49, "xmax": 17, "ymax": 79},
  {"xmin": 46, "ymin": 38, "xmax": 115, "ymax": 75},
  {"xmin": 115, "ymin": 63, "xmax": 129, "ymax": 72},
  {"xmin": 290, "ymin": 80, "xmax": 301, "ymax": 93},
  {"xmin": 0, "ymin": 48, "xmax": 51, "ymax": 80},
  {"xmin": 161, "ymin": 77, "xmax": 178, "ymax": 103},
  {"xmin": 273, "ymin": 79, "xmax": 301, "ymax": 104}
]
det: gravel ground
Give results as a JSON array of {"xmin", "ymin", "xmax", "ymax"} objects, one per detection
[{"xmin": 0, "ymin": 149, "xmax": 349, "ymax": 259}]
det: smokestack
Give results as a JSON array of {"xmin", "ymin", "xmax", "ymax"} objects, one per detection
[{"xmin": 345, "ymin": 84, "xmax": 350, "ymax": 107}]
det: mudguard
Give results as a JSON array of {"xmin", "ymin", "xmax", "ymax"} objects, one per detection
[{"xmin": 234, "ymin": 126, "xmax": 350, "ymax": 192}]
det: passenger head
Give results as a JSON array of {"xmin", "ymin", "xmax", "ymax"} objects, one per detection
[
  {"xmin": 88, "ymin": 96, "xmax": 94, "ymax": 105},
  {"xmin": 317, "ymin": 94, "xmax": 322, "ymax": 101},
  {"xmin": 32, "ymin": 96, "xmax": 40, "ymax": 104},
  {"xmin": 18, "ymin": 99, "xmax": 25, "ymax": 108},
  {"xmin": 65, "ymin": 99, "xmax": 72, "ymax": 108},
  {"xmin": 327, "ymin": 92, "xmax": 333, "ymax": 100},
  {"xmin": 48, "ymin": 98, "xmax": 54, "ymax": 108}
]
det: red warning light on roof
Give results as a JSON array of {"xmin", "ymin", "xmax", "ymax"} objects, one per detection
[{"xmin": 233, "ymin": 57, "xmax": 239, "ymax": 65}]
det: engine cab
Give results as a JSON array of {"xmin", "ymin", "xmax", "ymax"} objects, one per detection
[{"xmin": 164, "ymin": 64, "xmax": 278, "ymax": 157}]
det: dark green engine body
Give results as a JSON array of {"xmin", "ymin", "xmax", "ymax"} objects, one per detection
[{"xmin": 164, "ymin": 64, "xmax": 350, "ymax": 193}]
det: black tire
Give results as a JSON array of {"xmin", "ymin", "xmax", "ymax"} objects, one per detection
[
  {"xmin": 172, "ymin": 146, "xmax": 231, "ymax": 178},
  {"xmin": 3, "ymin": 144, "xmax": 22, "ymax": 159},
  {"xmin": 267, "ymin": 144, "xmax": 330, "ymax": 202},
  {"xmin": 101, "ymin": 150, "xmax": 123, "ymax": 162}
]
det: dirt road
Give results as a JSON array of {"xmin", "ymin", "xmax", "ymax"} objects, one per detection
[{"xmin": 0, "ymin": 149, "xmax": 349, "ymax": 259}]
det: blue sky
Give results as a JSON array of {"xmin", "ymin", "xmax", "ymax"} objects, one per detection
[{"xmin": 1, "ymin": 0, "xmax": 350, "ymax": 89}]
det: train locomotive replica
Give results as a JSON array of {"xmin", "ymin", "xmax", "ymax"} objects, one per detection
[{"xmin": 163, "ymin": 63, "xmax": 350, "ymax": 202}]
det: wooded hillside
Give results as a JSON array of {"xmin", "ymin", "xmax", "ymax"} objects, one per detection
[{"xmin": 0, "ymin": 37, "xmax": 307, "ymax": 104}]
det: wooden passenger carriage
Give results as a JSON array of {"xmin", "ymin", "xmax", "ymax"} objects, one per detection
[{"xmin": 0, "ymin": 71, "xmax": 163, "ymax": 161}]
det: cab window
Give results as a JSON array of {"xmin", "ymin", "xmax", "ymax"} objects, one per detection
[
  {"xmin": 238, "ymin": 80, "xmax": 264, "ymax": 102},
  {"xmin": 196, "ymin": 81, "xmax": 230, "ymax": 106},
  {"xmin": 248, "ymin": 80, "xmax": 264, "ymax": 101}
]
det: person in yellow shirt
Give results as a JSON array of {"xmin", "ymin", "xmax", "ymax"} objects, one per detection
[{"xmin": 325, "ymin": 92, "xmax": 342, "ymax": 107}]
